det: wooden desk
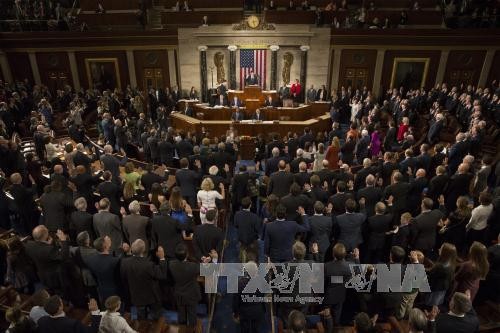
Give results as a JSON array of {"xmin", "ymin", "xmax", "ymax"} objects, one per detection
[
  {"xmin": 170, "ymin": 102, "xmax": 331, "ymax": 137},
  {"xmin": 192, "ymin": 102, "xmax": 330, "ymax": 121},
  {"xmin": 227, "ymin": 86, "xmax": 278, "ymax": 113}
]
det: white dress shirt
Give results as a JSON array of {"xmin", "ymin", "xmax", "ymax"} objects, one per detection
[{"xmin": 466, "ymin": 204, "xmax": 493, "ymax": 231}]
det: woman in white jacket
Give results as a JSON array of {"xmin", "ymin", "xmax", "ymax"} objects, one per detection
[{"xmin": 99, "ymin": 296, "xmax": 137, "ymax": 333}]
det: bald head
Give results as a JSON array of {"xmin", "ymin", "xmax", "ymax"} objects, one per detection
[
  {"xmin": 416, "ymin": 169, "xmax": 426, "ymax": 178},
  {"xmin": 278, "ymin": 160, "xmax": 286, "ymax": 170},
  {"xmin": 104, "ymin": 144, "xmax": 113, "ymax": 154},
  {"xmin": 322, "ymin": 160, "xmax": 329, "ymax": 168},
  {"xmin": 32, "ymin": 225, "xmax": 49, "ymax": 242},
  {"xmin": 365, "ymin": 174, "xmax": 375, "ymax": 186},
  {"xmin": 299, "ymin": 161, "xmax": 307, "ymax": 172},
  {"xmin": 10, "ymin": 173, "xmax": 22, "ymax": 185},
  {"xmin": 131, "ymin": 239, "xmax": 146, "ymax": 256},
  {"xmin": 458, "ymin": 163, "xmax": 469, "ymax": 174}
]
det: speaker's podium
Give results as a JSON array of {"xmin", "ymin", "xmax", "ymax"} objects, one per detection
[{"xmin": 227, "ymin": 85, "xmax": 278, "ymax": 117}]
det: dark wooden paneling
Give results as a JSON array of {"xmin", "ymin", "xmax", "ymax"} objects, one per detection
[
  {"xmin": 6, "ymin": 52, "xmax": 33, "ymax": 84},
  {"xmin": 381, "ymin": 50, "xmax": 441, "ymax": 90},
  {"xmin": 487, "ymin": 51, "xmax": 500, "ymax": 88},
  {"xmin": 0, "ymin": 31, "xmax": 178, "ymax": 49},
  {"xmin": 36, "ymin": 52, "xmax": 73, "ymax": 91},
  {"xmin": 133, "ymin": 50, "xmax": 170, "ymax": 90},
  {"xmin": 75, "ymin": 51, "xmax": 129, "ymax": 90},
  {"xmin": 161, "ymin": 11, "xmax": 243, "ymax": 26},
  {"xmin": 330, "ymin": 29, "xmax": 500, "ymax": 46},
  {"xmin": 80, "ymin": 0, "xmax": 146, "ymax": 11},
  {"xmin": 266, "ymin": 0, "xmax": 437, "ymax": 7},
  {"xmin": 443, "ymin": 50, "xmax": 486, "ymax": 87},
  {"xmin": 79, "ymin": 13, "xmax": 140, "ymax": 27},
  {"xmin": 162, "ymin": 0, "xmax": 244, "ymax": 8},
  {"xmin": 338, "ymin": 49, "xmax": 377, "ymax": 91}
]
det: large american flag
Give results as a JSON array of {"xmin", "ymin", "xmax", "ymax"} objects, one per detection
[{"xmin": 240, "ymin": 49, "xmax": 267, "ymax": 90}]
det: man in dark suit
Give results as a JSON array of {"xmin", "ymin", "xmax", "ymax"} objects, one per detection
[
  {"xmin": 231, "ymin": 96, "xmax": 243, "ymax": 108},
  {"xmin": 93, "ymin": 198, "xmax": 123, "ymax": 253},
  {"xmin": 231, "ymin": 107, "xmax": 245, "ymax": 121},
  {"xmin": 444, "ymin": 163, "xmax": 474, "ymax": 212},
  {"xmin": 407, "ymin": 168, "xmax": 429, "ymax": 215},
  {"xmin": 356, "ymin": 174, "xmax": 382, "ymax": 217},
  {"xmin": 379, "ymin": 152, "xmax": 398, "ymax": 187},
  {"xmin": 410, "ymin": 198, "xmax": 444, "ymax": 255},
  {"xmin": 427, "ymin": 165, "xmax": 449, "ymax": 206},
  {"xmin": 245, "ymin": 70, "xmax": 259, "ymax": 85},
  {"xmin": 37, "ymin": 295, "xmax": 100, "ymax": 333},
  {"xmin": 83, "ymin": 236, "xmax": 122, "ymax": 304},
  {"xmin": 333, "ymin": 199, "xmax": 366, "ymax": 252},
  {"xmin": 120, "ymin": 239, "xmax": 167, "ymax": 320},
  {"xmin": 215, "ymin": 93, "xmax": 228, "ymax": 106},
  {"xmin": 39, "ymin": 179, "xmax": 75, "ymax": 232},
  {"xmin": 314, "ymin": 160, "xmax": 336, "ymax": 191},
  {"xmin": 399, "ymin": 149, "xmax": 416, "ymax": 181},
  {"xmin": 99, "ymin": 144, "xmax": 127, "ymax": 185},
  {"xmin": 433, "ymin": 292, "xmax": 479, "ymax": 333},
  {"xmin": 264, "ymin": 204, "xmax": 310, "ymax": 262},
  {"xmin": 447, "ymin": 133, "xmax": 469, "ymax": 175},
  {"xmin": 294, "ymin": 162, "xmax": 311, "ymax": 188},
  {"xmin": 252, "ymin": 108, "xmax": 265, "ymax": 121},
  {"xmin": 306, "ymin": 175, "xmax": 329, "ymax": 204},
  {"xmin": 24, "ymin": 226, "xmax": 69, "ymax": 293},
  {"xmin": 175, "ymin": 133, "xmax": 194, "ymax": 159},
  {"xmin": 231, "ymin": 165, "xmax": 250, "ymax": 212},
  {"xmin": 383, "ymin": 172, "xmax": 411, "ymax": 218},
  {"xmin": 265, "ymin": 95, "xmax": 278, "ymax": 107},
  {"xmin": 354, "ymin": 130, "xmax": 371, "ymax": 163},
  {"xmin": 354, "ymin": 158, "xmax": 376, "ymax": 192},
  {"xmin": 70, "ymin": 197, "xmax": 95, "ymax": 241},
  {"xmin": 234, "ymin": 197, "xmax": 262, "ymax": 257},
  {"xmin": 9, "ymin": 172, "xmax": 38, "ymax": 234},
  {"xmin": 365, "ymin": 202, "xmax": 392, "ymax": 263},
  {"xmin": 264, "ymin": 147, "xmax": 282, "ymax": 176},
  {"xmin": 175, "ymin": 158, "xmax": 202, "ymax": 207},
  {"xmin": 141, "ymin": 165, "xmax": 167, "ymax": 195},
  {"xmin": 150, "ymin": 202, "xmax": 192, "ymax": 259},
  {"xmin": 169, "ymin": 243, "xmax": 204, "ymax": 328},
  {"xmin": 267, "ymin": 160, "xmax": 295, "ymax": 198},
  {"xmin": 96, "ymin": 171, "xmax": 121, "ymax": 215},
  {"xmin": 193, "ymin": 209, "xmax": 224, "ymax": 261},
  {"xmin": 73, "ymin": 143, "xmax": 95, "ymax": 171},
  {"xmin": 328, "ymin": 181, "xmax": 354, "ymax": 216},
  {"xmin": 308, "ymin": 201, "xmax": 332, "ymax": 262},
  {"xmin": 427, "ymin": 113, "xmax": 445, "ymax": 145},
  {"xmin": 323, "ymin": 243, "xmax": 359, "ymax": 325},
  {"xmin": 280, "ymin": 183, "xmax": 313, "ymax": 222},
  {"xmin": 384, "ymin": 121, "xmax": 397, "ymax": 151},
  {"xmin": 289, "ymin": 148, "xmax": 314, "ymax": 174},
  {"xmin": 298, "ymin": 127, "xmax": 314, "ymax": 149}
]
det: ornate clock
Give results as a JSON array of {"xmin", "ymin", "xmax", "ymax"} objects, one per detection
[{"xmin": 247, "ymin": 15, "xmax": 260, "ymax": 29}]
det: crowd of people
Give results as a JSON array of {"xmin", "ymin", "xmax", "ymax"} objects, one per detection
[{"xmin": 0, "ymin": 73, "xmax": 499, "ymax": 333}]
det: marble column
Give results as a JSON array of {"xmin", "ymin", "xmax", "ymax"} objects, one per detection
[
  {"xmin": 228, "ymin": 45, "xmax": 237, "ymax": 90},
  {"xmin": 435, "ymin": 50, "xmax": 449, "ymax": 86},
  {"xmin": 126, "ymin": 50, "xmax": 137, "ymax": 88},
  {"xmin": 28, "ymin": 52, "xmax": 42, "ymax": 86},
  {"xmin": 0, "ymin": 51, "xmax": 13, "ymax": 84},
  {"xmin": 198, "ymin": 45, "xmax": 208, "ymax": 103},
  {"xmin": 478, "ymin": 50, "xmax": 495, "ymax": 88},
  {"xmin": 67, "ymin": 51, "xmax": 81, "ymax": 92},
  {"xmin": 300, "ymin": 45, "xmax": 310, "ymax": 103},
  {"xmin": 269, "ymin": 45, "xmax": 279, "ymax": 90}
]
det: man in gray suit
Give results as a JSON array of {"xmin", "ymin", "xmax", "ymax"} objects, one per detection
[
  {"xmin": 306, "ymin": 84, "xmax": 317, "ymax": 104},
  {"xmin": 332, "ymin": 198, "xmax": 366, "ymax": 252},
  {"xmin": 93, "ymin": 198, "xmax": 123, "ymax": 253},
  {"xmin": 99, "ymin": 144, "xmax": 127, "ymax": 185}
]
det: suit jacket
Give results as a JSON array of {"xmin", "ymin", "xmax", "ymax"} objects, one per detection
[
  {"xmin": 448, "ymin": 141, "xmax": 468, "ymax": 174},
  {"xmin": 24, "ymin": 240, "xmax": 69, "ymax": 291},
  {"xmin": 473, "ymin": 165, "xmax": 491, "ymax": 196},
  {"xmin": 83, "ymin": 252, "xmax": 121, "ymax": 301},
  {"xmin": 10, "ymin": 183, "xmax": 37, "ymax": 225},
  {"xmin": 73, "ymin": 150, "xmax": 93, "ymax": 170},
  {"xmin": 252, "ymin": 112, "xmax": 265, "ymax": 121},
  {"xmin": 434, "ymin": 309, "xmax": 479, "ymax": 333},
  {"xmin": 141, "ymin": 171, "xmax": 166, "ymax": 194},
  {"xmin": 427, "ymin": 174, "xmax": 449, "ymax": 202},
  {"xmin": 40, "ymin": 190, "xmax": 74, "ymax": 231},
  {"xmin": 354, "ymin": 135, "xmax": 370, "ymax": 162},
  {"xmin": 100, "ymin": 154, "xmax": 122, "ymax": 183},
  {"xmin": 264, "ymin": 218, "xmax": 310, "ymax": 262},
  {"xmin": 245, "ymin": 74, "xmax": 259, "ymax": 86},
  {"xmin": 445, "ymin": 173, "xmax": 473, "ymax": 211},
  {"xmin": 383, "ymin": 182, "xmax": 410, "ymax": 214},
  {"xmin": 175, "ymin": 168, "xmax": 201, "ymax": 198},
  {"xmin": 328, "ymin": 192, "xmax": 354, "ymax": 216},
  {"xmin": 93, "ymin": 211, "xmax": 123, "ymax": 252},
  {"xmin": 264, "ymin": 156, "xmax": 281, "ymax": 176},
  {"xmin": 215, "ymin": 95, "xmax": 228, "ymax": 106},
  {"xmin": 294, "ymin": 171, "xmax": 311, "ymax": 188},
  {"xmin": 193, "ymin": 223, "xmax": 224, "ymax": 260},
  {"xmin": 290, "ymin": 156, "xmax": 313, "ymax": 174},
  {"xmin": 70, "ymin": 211, "xmax": 95, "ymax": 240},
  {"xmin": 356, "ymin": 186, "xmax": 382, "ymax": 217},
  {"xmin": 122, "ymin": 214, "xmax": 150, "ymax": 251},
  {"xmin": 176, "ymin": 139, "xmax": 194, "ymax": 158},
  {"xmin": 427, "ymin": 119, "xmax": 444, "ymax": 144},
  {"xmin": 168, "ymin": 259, "xmax": 201, "ymax": 305},
  {"xmin": 306, "ymin": 88, "xmax": 317, "ymax": 103},
  {"xmin": 231, "ymin": 111, "xmax": 244, "ymax": 121},
  {"xmin": 97, "ymin": 181, "xmax": 121, "ymax": 214},
  {"xmin": 323, "ymin": 258, "xmax": 357, "ymax": 305},
  {"xmin": 410, "ymin": 209, "xmax": 444, "ymax": 251},
  {"xmin": 120, "ymin": 256, "xmax": 167, "ymax": 306},
  {"xmin": 37, "ymin": 314, "xmax": 100, "ymax": 333},
  {"xmin": 333, "ymin": 212, "xmax": 366, "ymax": 251},
  {"xmin": 151, "ymin": 213, "xmax": 189, "ymax": 258},
  {"xmin": 234, "ymin": 209, "xmax": 262, "ymax": 245},
  {"xmin": 280, "ymin": 193, "xmax": 313, "ymax": 222},
  {"xmin": 384, "ymin": 127, "xmax": 397, "ymax": 150},
  {"xmin": 366, "ymin": 214, "xmax": 392, "ymax": 250},
  {"xmin": 416, "ymin": 153, "xmax": 432, "ymax": 173},
  {"xmin": 267, "ymin": 171, "xmax": 295, "ymax": 198},
  {"xmin": 353, "ymin": 166, "xmax": 376, "ymax": 192},
  {"xmin": 231, "ymin": 172, "xmax": 250, "ymax": 205},
  {"xmin": 71, "ymin": 172, "xmax": 101, "ymax": 202},
  {"xmin": 309, "ymin": 215, "xmax": 332, "ymax": 257}
]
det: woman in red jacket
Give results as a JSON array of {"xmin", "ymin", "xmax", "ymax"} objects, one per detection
[{"xmin": 397, "ymin": 116, "xmax": 410, "ymax": 141}]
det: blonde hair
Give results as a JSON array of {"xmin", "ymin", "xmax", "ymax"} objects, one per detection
[
  {"xmin": 201, "ymin": 177, "xmax": 214, "ymax": 191},
  {"xmin": 331, "ymin": 137, "xmax": 340, "ymax": 149},
  {"xmin": 123, "ymin": 182, "xmax": 135, "ymax": 200}
]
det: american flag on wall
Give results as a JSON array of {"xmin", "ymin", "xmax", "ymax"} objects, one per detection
[{"xmin": 240, "ymin": 49, "xmax": 267, "ymax": 90}]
